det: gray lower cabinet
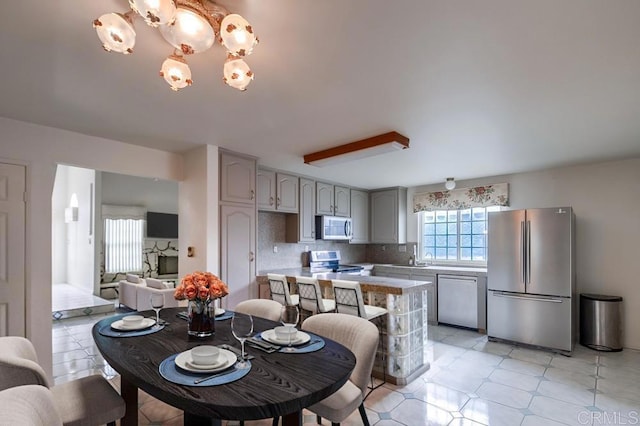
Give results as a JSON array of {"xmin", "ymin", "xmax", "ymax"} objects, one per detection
[{"xmin": 410, "ymin": 271, "xmax": 437, "ymax": 324}]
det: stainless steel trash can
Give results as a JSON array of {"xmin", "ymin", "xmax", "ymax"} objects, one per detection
[{"xmin": 580, "ymin": 293, "xmax": 623, "ymax": 351}]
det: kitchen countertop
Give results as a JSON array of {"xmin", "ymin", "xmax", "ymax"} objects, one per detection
[
  {"xmin": 257, "ymin": 268, "xmax": 432, "ymax": 295},
  {"xmin": 374, "ymin": 264, "xmax": 487, "ymax": 274}
]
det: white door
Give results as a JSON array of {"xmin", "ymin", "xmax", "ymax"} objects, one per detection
[
  {"xmin": 220, "ymin": 204, "xmax": 255, "ymax": 309},
  {"xmin": 0, "ymin": 163, "xmax": 26, "ymax": 337}
]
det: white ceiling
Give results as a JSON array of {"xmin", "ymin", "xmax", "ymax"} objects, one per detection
[{"xmin": 2, "ymin": 0, "xmax": 640, "ymax": 189}]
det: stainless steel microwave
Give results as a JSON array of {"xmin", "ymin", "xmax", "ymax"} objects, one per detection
[{"xmin": 315, "ymin": 216, "xmax": 352, "ymax": 240}]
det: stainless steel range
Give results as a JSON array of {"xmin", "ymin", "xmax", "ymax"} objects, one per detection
[{"xmin": 309, "ymin": 250, "xmax": 364, "ymax": 275}]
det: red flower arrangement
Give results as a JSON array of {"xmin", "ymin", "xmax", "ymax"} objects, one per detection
[{"xmin": 174, "ymin": 271, "xmax": 229, "ymax": 302}]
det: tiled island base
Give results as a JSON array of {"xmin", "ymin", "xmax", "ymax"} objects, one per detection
[
  {"xmin": 368, "ymin": 288, "xmax": 430, "ymax": 385},
  {"xmin": 257, "ymin": 270, "xmax": 433, "ymax": 385}
]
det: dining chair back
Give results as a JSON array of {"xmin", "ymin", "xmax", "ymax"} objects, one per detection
[
  {"xmin": 332, "ymin": 280, "xmax": 387, "ymax": 320},
  {"xmin": 294, "ymin": 276, "xmax": 336, "ymax": 314},
  {"xmin": 301, "ymin": 313, "xmax": 379, "ymax": 425},
  {"xmin": 0, "ymin": 336, "xmax": 125, "ymax": 426},
  {"xmin": 0, "ymin": 385, "xmax": 63, "ymax": 426},
  {"xmin": 234, "ymin": 299, "xmax": 282, "ymax": 322},
  {"xmin": 267, "ymin": 273, "xmax": 299, "ymax": 306}
]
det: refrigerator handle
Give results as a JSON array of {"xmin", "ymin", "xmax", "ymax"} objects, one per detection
[
  {"xmin": 526, "ymin": 220, "xmax": 531, "ymax": 285},
  {"xmin": 520, "ymin": 221, "xmax": 526, "ymax": 284},
  {"xmin": 491, "ymin": 291, "xmax": 563, "ymax": 303}
]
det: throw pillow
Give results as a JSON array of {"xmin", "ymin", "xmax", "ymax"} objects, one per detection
[
  {"xmin": 126, "ymin": 273, "xmax": 140, "ymax": 283},
  {"xmin": 146, "ymin": 278, "xmax": 165, "ymax": 289}
]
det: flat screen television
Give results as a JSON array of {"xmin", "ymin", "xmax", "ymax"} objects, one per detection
[{"xmin": 146, "ymin": 212, "xmax": 178, "ymax": 239}]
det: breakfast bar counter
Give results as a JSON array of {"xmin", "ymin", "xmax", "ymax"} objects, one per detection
[{"xmin": 257, "ymin": 269, "xmax": 432, "ymax": 385}]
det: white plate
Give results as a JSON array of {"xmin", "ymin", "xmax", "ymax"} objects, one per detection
[
  {"xmin": 261, "ymin": 329, "xmax": 311, "ymax": 346},
  {"xmin": 175, "ymin": 349, "xmax": 236, "ymax": 373},
  {"xmin": 215, "ymin": 308, "xmax": 225, "ymax": 316},
  {"xmin": 110, "ymin": 317, "xmax": 156, "ymax": 331}
]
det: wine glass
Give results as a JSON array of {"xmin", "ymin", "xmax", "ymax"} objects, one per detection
[
  {"xmin": 150, "ymin": 293, "xmax": 164, "ymax": 328},
  {"xmin": 231, "ymin": 313, "xmax": 253, "ymax": 369},
  {"xmin": 280, "ymin": 305, "xmax": 299, "ymax": 352}
]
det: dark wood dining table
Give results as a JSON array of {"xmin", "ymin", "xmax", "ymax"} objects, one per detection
[{"xmin": 92, "ymin": 307, "xmax": 356, "ymax": 426}]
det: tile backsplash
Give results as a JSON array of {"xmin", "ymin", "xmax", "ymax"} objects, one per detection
[
  {"xmin": 257, "ymin": 211, "xmax": 418, "ymax": 271},
  {"xmin": 366, "ymin": 243, "xmax": 418, "ymax": 266},
  {"xmin": 257, "ymin": 212, "xmax": 367, "ymax": 272}
]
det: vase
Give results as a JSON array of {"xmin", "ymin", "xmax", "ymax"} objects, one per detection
[{"xmin": 187, "ymin": 299, "xmax": 215, "ymax": 337}]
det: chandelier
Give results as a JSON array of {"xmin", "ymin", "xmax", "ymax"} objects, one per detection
[{"xmin": 93, "ymin": 0, "xmax": 258, "ymax": 91}]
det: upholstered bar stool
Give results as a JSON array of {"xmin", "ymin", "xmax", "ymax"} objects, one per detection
[
  {"xmin": 331, "ymin": 280, "xmax": 386, "ymax": 320},
  {"xmin": 295, "ymin": 276, "xmax": 336, "ymax": 315},
  {"xmin": 332, "ymin": 279, "xmax": 388, "ymax": 394},
  {"xmin": 267, "ymin": 273, "xmax": 299, "ymax": 306}
]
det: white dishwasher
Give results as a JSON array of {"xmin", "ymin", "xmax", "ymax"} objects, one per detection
[{"xmin": 437, "ymin": 275, "xmax": 478, "ymax": 329}]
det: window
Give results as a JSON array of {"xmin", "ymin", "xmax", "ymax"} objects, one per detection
[
  {"xmin": 419, "ymin": 206, "xmax": 500, "ymax": 264},
  {"xmin": 104, "ymin": 218, "xmax": 144, "ymax": 273}
]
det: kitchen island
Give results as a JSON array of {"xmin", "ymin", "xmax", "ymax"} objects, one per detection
[{"xmin": 257, "ymin": 269, "xmax": 432, "ymax": 385}]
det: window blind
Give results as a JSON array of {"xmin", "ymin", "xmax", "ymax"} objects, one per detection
[{"xmin": 104, "ymin": 218, "xmax": 144, "ymax": 273}]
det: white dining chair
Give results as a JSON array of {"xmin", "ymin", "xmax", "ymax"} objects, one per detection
[
  {"xmin": 0, "ymin": 385, "xmax": 63, "ymax": 426},
  {"xmin": 301, "ymin": 313, "xmax": 379, "ymax": 426},
  {"xmin": 295, "ymin": 276, "xmax": 335, "ymax": 315},
  {"xmin": 234, "ymin": 299, "xmax": 282, "ymax": 322},
  {"xmin": 0, "ymin": 336, "xmax": 125, "ymax": 426},
  {"xmin": 267, "ymin": 273, "xmax": 299, "ymax": 306}
]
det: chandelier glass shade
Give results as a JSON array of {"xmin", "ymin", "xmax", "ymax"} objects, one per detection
[
  {"xmin": 93, "ymin": 12, "xmax": 137, "ymax": 54},
  {"xmin": 128, "ymin": 0, "xmax": 177, "ymax": 27},
  {"xmin": 220, "ymin": 14, "xmax": 258, "ymax": 57},
  {"xmin": 93, "ymin": 0, "xmax": 258, "ymax": 91},
  {"xmin": 223, "ymin": 55, "xmax": 253, "ymax": 91},
  {"xmin": 160, "ymin": 54, "xmax": 193, "ymax": 91},
  {"xmin": 159, "ymin": 8, "xmax": 216, "ymax": 54}
]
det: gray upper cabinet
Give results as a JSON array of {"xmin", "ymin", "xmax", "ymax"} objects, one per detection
[
  {"xmin": 370, "ymin": 187, "xmax": 407, "ymax": 244},
  {"xmin": 334, "ymin": 185, "xmax": 351, "ymax": 217},
  {"xmin": 256, "ymin": 169, "xmax": 276, "ymax": 210},
  {"xmin": 316, "ymin": 182, "xmax": 334, "ymax": 215},
  {"xmin": 316, "ymin": 182, "xmax": 350, "ymax": 217},
  {"xmin": 276, "ymin": 173, "xmax": 299, "ymax": 212},
  {"xmin": 286, "ymin": 177, "xmax": 316, "ymax": 243},
  {"xmin": 350, "ymin": 189, "xmax": 369, "ymax": 244},
  {"xmin": 257, "ymin": 169, "xmax": 298, "ymax": 213},
  {"xmin": 220, "ymin": 151, "xmax": 256, "ymax": 205}
]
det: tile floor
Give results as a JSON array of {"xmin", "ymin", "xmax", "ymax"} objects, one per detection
[
  {"xmin": 52, "ymin": 283, "xmax": 115, "ymax": 320},
  {"xmin": 52, "ymin": 313, "xmax": 640, "ymax": 425}
]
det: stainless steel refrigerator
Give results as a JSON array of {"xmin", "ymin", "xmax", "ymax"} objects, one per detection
[{"xmin": 487, "ymin": 207, "xmax": 576, "ymax": 353}]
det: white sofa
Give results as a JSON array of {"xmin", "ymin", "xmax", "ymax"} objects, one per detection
[{"xmin": 118, "ymin": 274, "xmax": 182, "ymax": 311}]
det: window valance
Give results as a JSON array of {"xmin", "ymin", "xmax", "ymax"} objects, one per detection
[
  {"xmin": 102, "ymin": 205, "xmax": 146, "ymax": 220},
  {"xmin": 413, "ymin": 183, "xmax": 509, "ymax": 212}
]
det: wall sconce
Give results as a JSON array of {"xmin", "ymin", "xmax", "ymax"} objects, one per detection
[
  {"xmin": 303, "ymin": 131, "xmax": 409, "ymax": 167},
  {"xmin": 444, "ymin": 178, "xmax": 456, "ymax": 191},
  {"xmin": 65, "ymin": 193, "xmax": 79, "ymax": 223}
]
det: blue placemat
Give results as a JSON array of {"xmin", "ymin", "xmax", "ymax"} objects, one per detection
[
  {"xmin": 255, "ymin": 331, "xmax": 325, "ymax": 354},
  {"xmin": 176, "ymin": 310, "xmax": 233, "ymax": 322},
  {"xmin": 159, "ymin": 353, "xmax": 250, "ymax": 387},
  {"xmin": 98, "ymin": 321, "xmax": 165, "ymax": 338},
  {"xmin": 215, "ymin": 311, "xmax": 233, "ymax": 321}
]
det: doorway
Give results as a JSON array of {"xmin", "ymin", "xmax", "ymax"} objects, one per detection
[
  {"xmin": 51, "ymin": 166, "xmax": 180, "ymax": 318},
  {"xmin": 51, "ymin": 165, "xmax": 113, "ymax": 319}
]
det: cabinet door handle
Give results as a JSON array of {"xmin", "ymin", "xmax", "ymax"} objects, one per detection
[
  {"xmin": 277, "ymin": 197, "xmax": 281, "ymax": 207},
  {"xmin": 269, "ymin": 196, "xmax": 274, "ymax": 206},
  {"xmin": 250, "ymin": 190, "xmax": 255, "ymax": 200},
  {"xmin": 249, "ymin": 251, "xmax": 255, "ymax": 262}
]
